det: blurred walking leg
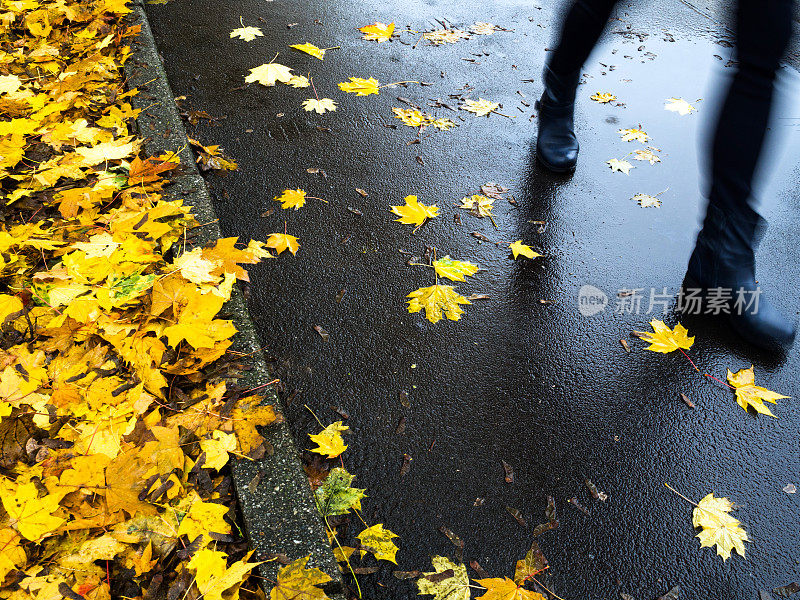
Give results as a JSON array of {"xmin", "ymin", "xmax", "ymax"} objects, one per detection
[
  {"xmin": 686, "ymin": 0, "xmax": 796, "ymax": 349},
  {"xmin": 536, "ymin": 0, "xmax": 619, "ymax": 172}
]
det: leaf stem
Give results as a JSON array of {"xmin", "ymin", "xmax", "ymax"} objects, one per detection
[
  {"xmin": 304, "ymin": 404, "xmax": 325, "ymax": 429},
  {"xmin": 664, "ymin": 483, "xmax": 699, "ymax": 507}
]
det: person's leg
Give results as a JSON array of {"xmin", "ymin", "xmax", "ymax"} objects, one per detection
[
  {"xmin": 686, "ymin": 0, "xmax": 796, "ymax": 349},
  {"xmin": 536, "ymin": 0, "xmax": 619, "ymax": 172}
]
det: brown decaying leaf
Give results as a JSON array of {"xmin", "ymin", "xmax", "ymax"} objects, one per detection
[
  {"xmin": 773, "ymin": 582, "xmax": 800, "ymax": 597},
  {"xmin": 501, "ymin": 460, "xmax": 515, "ymax": 483},
  {"xmin": 438, "ymin": 525, "xmax": 465, "ymax": 549},
  {"xmin": 569, "ymin": 497, "xmax": 590, "ymax": 515},
  {"xmin": 532, "ymin": 496, "xmax": 559, "ymax": 537},
  {"xmin": 400, "ymin": 453, "xmax": 412, "ymax": 476},
  {"xmin": 657, "ymin": 586, "xmax": 681, "ymax": 600},
  {"xmin": 506, "ymin": 506, "xmax": 527, "ymax": 526},
  {"xmin": 680, "ymin": 393, "xmax": 695, "ymax": 408},
  {"xmin": 313, "ymin": 325, "xmax": 330, "ymax": 341},
  {"xmin": 470, "ymin": 560, "xmax": 491, "ymax": 579}
]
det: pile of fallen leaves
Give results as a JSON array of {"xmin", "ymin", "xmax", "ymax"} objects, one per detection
[{"xmin": 0, "ymin": 1, "xmax": 282, "ymax": 599}]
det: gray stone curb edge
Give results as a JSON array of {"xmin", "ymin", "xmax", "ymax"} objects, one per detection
[{"xmin": 124, "ymin": 1, "xmax": 343, "ymax": 593}]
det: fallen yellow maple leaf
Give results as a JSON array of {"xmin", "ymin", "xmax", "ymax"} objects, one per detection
[
  {"xmin": 633, "ymin": 193, "xmax": 661, "ymax": 207},
  {"xmin": 433, "ymin": 256, "xmax": 480, "ymax": 282},
  {"xmin": 475, "ymin": 577, "xmax": 546, "ymax": 600},
  {"xmin": 619, "ymin": 127, "xmax": 648, "ymax": 143},
  {"xmin": 424, "ymin": 28, "xmax": 470, "ymax": 45},
  {"xmin": 199, "ymin": 430, "xmax": 237, "ymax": 470},
  {"xmin": 418, "ymin": 556, "xmax": 471, "ymax": 600},
  {"xmin": 606, "ymin": 158, "xmax": 633, "ymax": 174},
  {"xmin": 2, "ymin": 481, "xmax": 65, "ymax": 541},
  {"xmin": 590, "ymin": 92, "xmax": 616, "ymax": 103},
  {"xmin": 274, "ymin": 189, "xmax": 307, "ymax": 210},
  {"xmin": 633, "ymin": 320, "xmax": 694, "ymax": 353},
  {"xmin": 245, "ymin": 62, "xmax": 294, "ymax": 86},
  {"xmin": 727, "ymin": 366, "xmax": 789, "ymax": 417},
  {"xmin": 303, "ymin": 98, "xmax": 337, "ymax": 114},
  {"xmin": 633, "ymin": 148, "xmax": 661, "ymax": 164},
  {"xmin": 230, "ymin": 26, "xmax": 262, "ymax": 41},
  {"xmin": 266, "ymin": 233, "xmax": 300, "ymax": 255},
  {"xmin": 357, "ymin": 523, "xmax": 400, "ymax": 563},
  {"xmin": 287, "ymin": 75, "xmax": 311, "ymax": 88},
  {"xmin": 290, "ymin": 42, "xmax": 327, "ymax": 60},
  {"xmin": 391, "ymin": 195, "xmax": 439, "ymax": 228},
  {"xmin": 509, "ymin": 241, "xmax": 541, "ymax": 260},
  {"xmin": 270, "ymin": 556, "xmax": 332, "ymax": 600},
  {"xmin": 463, "ymin": 98, "xmax": 499, "ymax": 117},
  {"xmin": 692, "ymin": 493, "xmax": 748, "ymax": 560},
  {"xmin": 338, "ymin": 76, "xmax": 380, "ymax": 96},
  {"xmin": 308, "ymin": 421, "xmax": 348, "ymax": 458},
  {"xmin": 189, "ymin": 548, "xmax": 260, "ymax": 600},
  {"xmin": 665, "ymin": 97, "xmax": 697, "ymax": 115},
  {"xmin": 359, "ymin": 22, "xmax": 395, "ymax": 42},
  {"xmin": 460, "ymin": 194, "xmax": 494, "ymax": 218},
  {"xmin": 407, "ymin": 284, "xmax": 471, "ymax": 323}
]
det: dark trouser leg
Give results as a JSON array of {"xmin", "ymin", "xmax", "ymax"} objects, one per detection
[
  {"xmin": 687, "ymin": 0, "xmax": 796, "ymax": 349},
  {"xmin": 536, "ymin": 0, "xmax": 619, "ymax": 172}
]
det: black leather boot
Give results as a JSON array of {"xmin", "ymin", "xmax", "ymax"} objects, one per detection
[
  {"xmin": 684, "ymin": 204, "xmax": 796, "ymax": 350},
  {"xmin": 535, "ymin": 66, "xmax": 580, "ymax": 173}
]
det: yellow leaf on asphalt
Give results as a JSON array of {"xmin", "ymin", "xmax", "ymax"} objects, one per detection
[
  {"xmin": 633, "ymin": 148, "xmax": 661, "ymax": 164},
  {"xmin": 393, "ymin": 108, "xmax": 427, "ymax": 127},
  {"xmin": 590, "ymin": 92, "xmax": 616, "ymax": 103},
  {"xmin": 359, "ymin": 22, "xmax": 395, "ymax": 42},
  {"xmin": 291, "ymin": 42, "xmax": 327, "ymax": 60},
  {"xmin": 266, "ymin": 233, "xmax": 300, "ymax": 255},
  {"xmin": 606, "ymin": 158, "xmax": 633, "ymax": 174},
  {"xmin": 692, "ymin": 493, "xmax": 748, "ymax": 560},
  {"xmin": 633, "ymin": 320, "xmax": 694, "ymax": 353},
  {"xmin": 727, "ymin": 366, "xmax": 789, "ymax": 417},
  {"xmin": 619, "ymin": 127, "xmax": 648, "ymax": 143},
  {"xmin": 460, "ymin": 194, "xmax": 494, "ymax": 218},
  {"xmin": 633, "ymin": 193, "xmax": 661, "ymax": 207},
  {"xmin": 245, "ymin": 62, "xmax": 294, "ymax": 86},
  {"xmin": 274, "ymin": 189, "xmax": 307, "ymax": 210},
  {"xmin": 338, "ymin": 76, "xmax": 380, "ymax": 96},
  {"xmin": 463, "ymin": 98, "xmax": 499, "ymax": 117},
  {"xmin": 287, "ymin": 75, "xmax": 311, "ymax": 88},
  {"xmin": 230, "ymin": 26, "xmax": 262, "ymax": 41},
  {"xmin": 509, "ymin": 241, "xmax": 541, "ymax": 260},
  {"xmin": 391, "ymin": 195, "xmax": 439, "ymax": 228},
  {"xmin": 433, "ymin": 256, "xmax": 480, "ymax": 282},
  {"xmin": 665, "ymin": 97, "xmax": 697, "ymax": 115},
  {"xmin": 407, "ymin": 284, "xmax": 471, "ymax": 323},
  {"xmin": 309, "ymin": 421, "xmax": 348, "ymax": 458},
  {"xmin": 418, "ymin": 556, "xmax": 471, "ymax": 600},
  {"xmin": 471, "ymin": 22, "xmax": 499, "ymax": 35},
  {"xmin": 475, "ymin": 577, "xmax": 546, "ymax": 600},
  {"xmin": 357, "ymin": 524, "xmax": 399, "ymax": 563},
  {"xmin": 302, "ymin": 98, "xmax": 337, "ymax": 114},
  {"xmin": 424, "ymin": 29, "xmax": 470, "ymax": 45},
  {"xmin": 270, "ymin": 556, "xmax": 332, "ymax": 600}
]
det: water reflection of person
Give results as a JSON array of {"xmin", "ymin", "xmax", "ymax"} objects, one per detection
[{"xmin": 535, "ymin": 0, "xmax": 796, "ymax": 350}]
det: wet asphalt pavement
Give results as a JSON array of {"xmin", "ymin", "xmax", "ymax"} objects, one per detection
[{"xmin": 144, "ymin": 0, "xmax": 800, "ymax": 598}]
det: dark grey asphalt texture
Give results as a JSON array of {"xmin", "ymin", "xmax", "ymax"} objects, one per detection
[{"xmin": 145, "ymin": 0, "xmax": 800, "ymax": 598}]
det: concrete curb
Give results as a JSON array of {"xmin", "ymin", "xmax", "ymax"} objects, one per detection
[{"xmin": 124, "ymin": 1, "xmax": 343, "ymax": 592}]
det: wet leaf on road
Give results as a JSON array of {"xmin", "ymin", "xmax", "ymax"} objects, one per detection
[
  {"xmin": 607, "ymin": 158, "xmax": 634, "ymax": 174},
  {"xmin": 475, "ymin": 577, "xmax": 546, "ymax": 600},
  {"xmin": 391, "ymin": 195, "xmax": 439, "ymax": 228},
  {"xmin": 230, "ymin": 25, "xmax": 263, "ymax": 42},
  {"xmin": 506, "ymin": 506, "xmax": 527, "ymax": 526},
  {"xmin": 633, "ymin": 148, "xmax": 661, "ymax": 164},
  {"xmin": 433, "ymin": 256, "xmax": 480, "ymax": 282},
  {"xmin": 510, "ymin": 241, "xmax": 541, "ymax": 260},
  {"xmin": 619, "ymin": 127, "xmax": 648, "ymax": 143},
  {"xmin": 274, "ymin": 189, "xmax": 307, "ymax": 210},
  {"xmin": 424, "ymin": 29, "xmax": 471, "ymax": 45},
  {"xmin": 664, "ymin": 98, "xmax": 697, "ymax": 115},
  {"xmin": 460, "ymin": 194, "xmax": 495, "ymax": 218},
  {"xmin": 501, "ymin": 460, "xmax": 515, "ymax": 483},
  {"xmin": 532, "ymin": 496, "xmax": 559, "ymax": 537},
  {"xmin": 302, "ymin": 98, "xmax": 337, "ymax": 114},
  {"xmin": 418, "ymin": 556, "xmax": 470, "ymax": 600},
  {"xmin": 359, "ymin": 22, "xmax": 395, "ymax": 42},
  {"xmin": 471, "ymin": 22, "xmax": 501, "ymax": 35},
  {"xmin": 591, "ymin": 92, "xmax": 617, "ymax": 103},
  {"xmin": 290, "ymin": 42, "xmax": 327, "ymax": 60},
  {"xmin": 633, "ymin": 193, "xmax": 661, "ymax": 207},
  {"xmin": 462, "ymin": 98, "xmax": 500, "ymax": 117},
  {"xmin": 308, "ymin": 421, "xmax": 347, "ymax": 458},
  {"xmin": 245, "ymin": 62, "xmax": 294, "ymax": 86},
  {"xmin": 727, "ymin": 366, "xmax": 789, "ymax": 418},
  {"xmin": 400, "ymin": 453, "xmax": 412, "ymax": 476},
  {"xmin": 338, "ymin": 76, "xmax": 380, "ymax": 96},
  {"xmin": 313, "ymin": 325, "xmax": 329, "ymax": 341},
  {"xmin": 407, "ymin": 285, "xmax": 471, "ymax": 323},
  {"xmin": 656, "ymin": 586, "xmax": 681, "ymax": 600},
  {"xmin": 632, "ymin": 320, "xmax": 694, "ymax": 353},
  {"xmin": 357, "ymin": 523, "xmax": 400, "ymax": 563},
  {"xmin": 569, "ymin": 497, "xmax": 590, "ymax": 515},
  {"xmin": 438, "ymin": 526, "xmax": 465, "ymax": 550},
  {"xmin": 514, "ymin": 540, "xmax": 548, "ymax": 584},
  {"xmin": 266, "ymin": 233, "xmax": 300, "ymax": 255},
  {"xmin": 680, "ymin": 393, "xmax": 695, "ymax": 408},
  {"xmin": 773, "ymin": 582, "xmax": 800, "ymax": 597},
  {"xmin": 783, "ymin": 483, "xmax": 796, "ymax": 494},
  {"xmin": 692, "ymin": 493, "xmax": 748, "ymax": 560}
]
